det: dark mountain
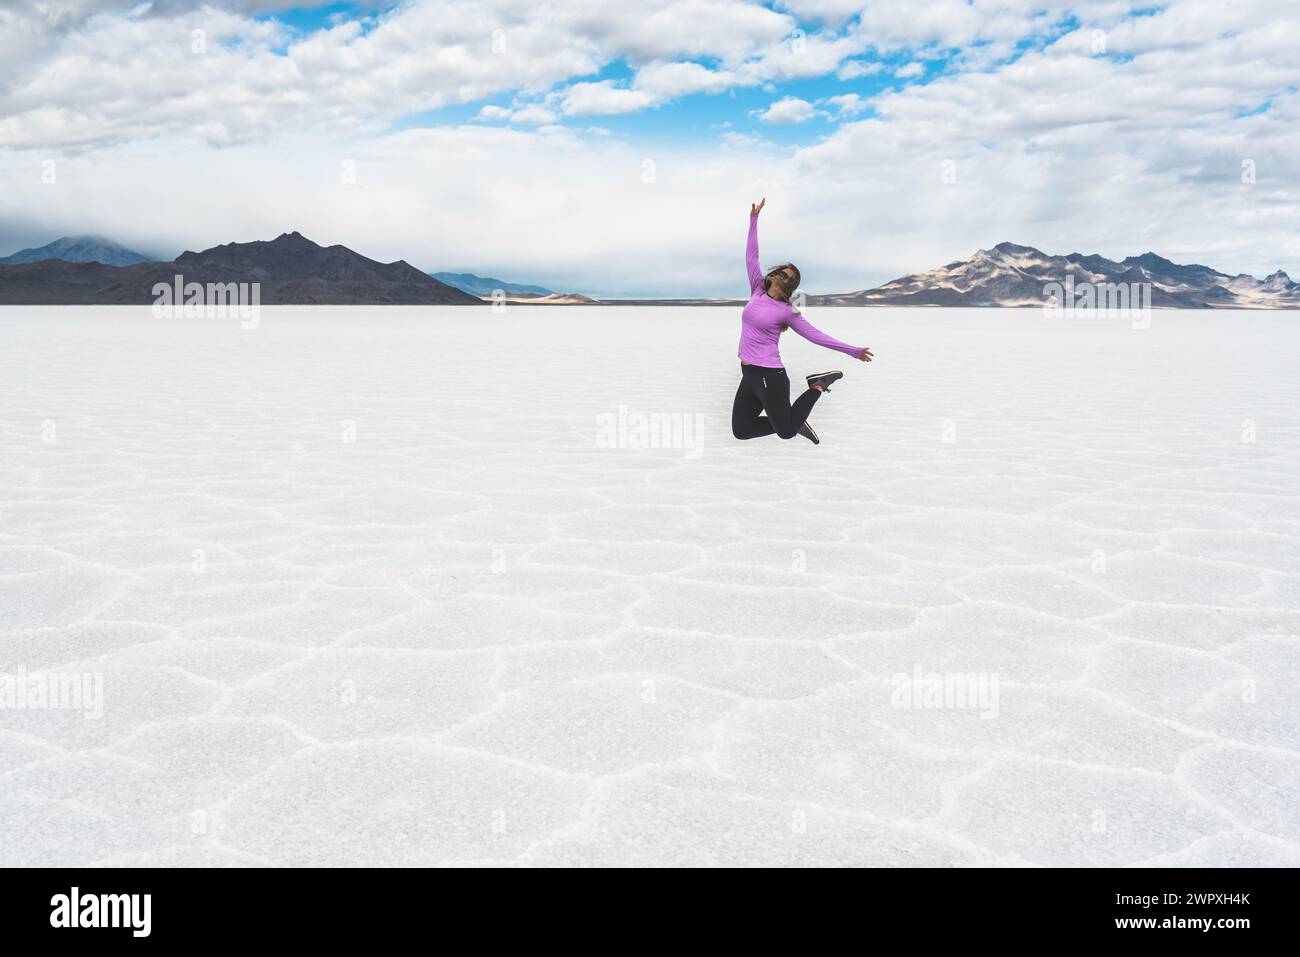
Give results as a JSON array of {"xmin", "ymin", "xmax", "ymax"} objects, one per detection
[
  {"xmin": 0, "ymin": 232, "xmax": 483, "ymax": 305},
  {"xmin": 0, "ymin": 235, "xmax": 152, "ymax": 267},
  {"xmin": 430, "ymin": 271, "xmax": 554, "ymax": 298},
  {"xmin": 808, "ymin": 242, "xmax": 1300, "ymax": 308}
]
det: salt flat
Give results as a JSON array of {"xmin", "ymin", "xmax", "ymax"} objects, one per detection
[{"xmin": 1, "ymin": 305, "xmax": 1297, "ymax": 867}]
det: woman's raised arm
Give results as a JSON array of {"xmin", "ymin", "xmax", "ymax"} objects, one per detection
[{"xmin": 746, "ymin": 198, "xmax": 766, "ymax": 295}]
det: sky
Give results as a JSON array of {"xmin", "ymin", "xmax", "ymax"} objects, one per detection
[{"xmin": 0, "ymin": 0, "xmax": 1296, "ymax": 298}]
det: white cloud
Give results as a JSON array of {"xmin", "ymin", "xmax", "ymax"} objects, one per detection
[
  {"xmin": 721, "ymin": 129, "xmax": 778, "ymax": 150},
  {"xmin": 565, "ymin": 0, "xmax": 796, "ymax": 64},
  {"xmin": 560, "ymin": 81, "xmax": 658, "ymax": 116},
  {"xmin": 774, "ymin": 0, "xmax": 871, "ymax": 28},
  {"xmin": 757, "ymin": 95, "xmax": 820, "ymax": 123},
  {"xmin": 851, "ymin": 0, "xmax": 1080, "ymax": 52},
  {"xmin": 510, "ymin": 104, "xmax": 559, "ymax": 124},
  {"xmin": 894, "ymin": 61, "xmax": 924, "ymax": 78},
  {"xmin": 837, "ymin": 59, "xmax": 885, "ymax": 80},
  {"xmin": 823, "ymin": 93, "xmax": 866, "ymax": 116},
  {"xmin": 633, "ymin": 61, "xmax": 737, "ymax": 98},
  {"xmin": 0, "ymin": 1, "xmax": 885, "ymax": 146},
  {"xmin": 0, "ymin": 1, "xmax": 605, "ymax": 148}
]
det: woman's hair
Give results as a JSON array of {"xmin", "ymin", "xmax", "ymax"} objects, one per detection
[{"xmin": 765, "ymin": 262, "xmax": 801, "ymax": 294}]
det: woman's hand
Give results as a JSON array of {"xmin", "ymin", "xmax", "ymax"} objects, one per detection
[
  {"xmin": 860, "ymin": 347, "xmax": 874, "ymax": 362},
  {"xmin": 751, "ymin": 197, "xmax": 766, "ymax": 216}
]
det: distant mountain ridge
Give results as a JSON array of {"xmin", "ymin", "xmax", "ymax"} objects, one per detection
[
  {"xmin": 0, "ymin": 232, "xmax": 482, "ymax": 305},
  {"xmin": 0, "ymin": 235, "xmax": 152, "ymax": 267},
  {"xmin": 487, "ymin": 291, "xmax": 602, "ymax": 305},
  {"xmin": 4, "ymin": 234, "xmax": 1297, "ymax": 308},
  {"xmin": 809, "ymin": 242, "xmax": 1300, "ymax": 308},
  {"xmin": 430, "ymin": 271, "xmax": 554, "ymax": 298}
]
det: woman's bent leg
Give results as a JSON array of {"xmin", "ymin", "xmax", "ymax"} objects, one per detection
[
  {"xmin": 731, "ymin": 372, "xmax": 773, "ymax": 439},
  {"xmin": 758, "ymin": 369, "xmax": 819, "ymax": 439},
  {"xmin": 787, "ymin": 386, "xmax": 821, "ymax": 434}
]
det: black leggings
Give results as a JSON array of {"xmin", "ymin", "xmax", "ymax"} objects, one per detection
[{"xmin": 731, "ymin": 363, "xmax": 820, "ymax": 440}]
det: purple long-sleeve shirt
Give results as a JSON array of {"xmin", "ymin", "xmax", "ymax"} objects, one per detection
[{"xmin": 738, "ymin": 212, "xmax": 864, "ymax": 368}]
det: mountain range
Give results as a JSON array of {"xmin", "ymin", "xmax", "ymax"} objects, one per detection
[
  {"xmin": 430, "ymin": 271, "xmax": 554, "ymax": 298},
  {"xmin": 0, "ymin": 232, "xmax": 480, "ymax": 305},
  {"xmin": 2, "ymin": 235, "xmax": 1296, "ymax": 307},
  {"xmin": 809, "ymin": 242, "xmax": 1300, "ymax": 308},
  {"xmin": 0, "ymin": 235, "xmax": 153, "ymax": 267}
]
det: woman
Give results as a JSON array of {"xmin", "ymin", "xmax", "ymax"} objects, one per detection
[{"xmin": 732, "ymin": 197, "xmax": 872, "ymax": 445}]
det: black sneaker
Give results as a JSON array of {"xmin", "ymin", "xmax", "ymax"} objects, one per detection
[
  {"xmin": 798, "ymin": 421, "xmax": 820, "ymax": 445},
  {"xmin": 807, "ymin": 370, "xmax": 843, "ymax": 392}
]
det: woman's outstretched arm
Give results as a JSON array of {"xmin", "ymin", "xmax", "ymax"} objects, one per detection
[
  {"xmin": 746, "ymin": 198, "xmax": 765, "ymax": 295},
  {"xmin": 787, "ymin": 310, "xmax": 873, "ymax": 361}
]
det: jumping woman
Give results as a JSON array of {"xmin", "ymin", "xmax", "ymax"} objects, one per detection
[{"xmin": 732, "ymin": 197, "xmax": 873, "ymax": 445}]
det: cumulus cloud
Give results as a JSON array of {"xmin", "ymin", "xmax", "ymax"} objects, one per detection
[
  {"xmin": 0, "ymin": 1, "xmax": 611, "ymax": 149},
  {"xmin": 775, "ymin": 0, "xmax": 872, "ymax": 28},
  {"xmin": 757, "ymin": 95, "xmax": 820, "ymax": 123},
  {"xmin": 837, "ymin": 59, "xmax": 884, "ymax": 79},
  {"xmin": 564, "ymin": 0, "xmax": 795, "ymax": 64},
  {"xmin": 561, "ymin": 81, "xmax": 657, "ymax": 116},
  {"xmin": 632, "ymin": 61, "xmax": 738, "ymax": 98},
  {"xmin": 823, "ymin": 93, "xmax": 867, "ymax": 117},
  {"xmin": 852, "ymin": 0, "xmax": 1075, "ymax": 52},
  {"xmin": 509, "ymin": 104, "xmax": 559, "ymax": 124},
  {"xmin": 0, "ymin": 0, "xmax": 887, "ymax": 147}
]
